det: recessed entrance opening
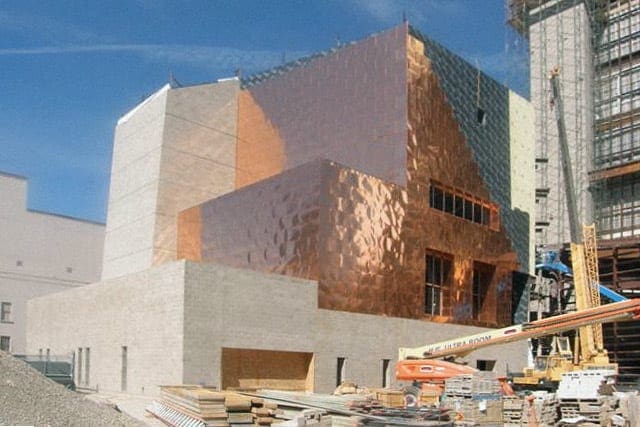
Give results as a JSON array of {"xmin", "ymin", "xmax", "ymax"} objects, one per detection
[{"xmin": 221, "ymin": 348, "xmax": 314, "ymax": 392}]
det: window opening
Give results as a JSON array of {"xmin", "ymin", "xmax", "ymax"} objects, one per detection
[
  {"xmin": 1, "ymin": 302, "xmax": 12, "ymax": 323},
  {"xmin": 0, "ymin": 336, "xmax": 10, "ymax": 352},
  {"xmin": 336, "ymin": 357, "xmax": 346, "ymax": 387},
  {"xmin": 121, "ymin": 346, "xmax": 128, "ymax": 392},
  {"xmin": 425, "ymin": 253, "xmax": 452, "ymax": 316},
  {"xmin": 382, "ymin": 359, "xmax": 391, "ymax": 388}
]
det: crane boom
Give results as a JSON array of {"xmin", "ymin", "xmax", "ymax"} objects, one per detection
[
  {"xmin": 398, "ymin": 299, "xmax": 640, "ymax": 361},
  {"xmin": 549, "ymin": 68, "xmax": 581, "ymax": 244}
]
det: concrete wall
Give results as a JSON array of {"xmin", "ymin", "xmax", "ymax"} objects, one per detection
[
  {"xmin": 102, "ymin": 80, "xmax": 239, "ymax": 280},
  {"xmin": 27, "ymin": 262, "xmax": 186, "ymax": 395},
  {"xmin": 0, "ymin": 173, "xmax": 104, "ymax": 354},
  {"xmin": 102, "ymin": 85, "xmax": 168, "ymax": 280},
  {"xmin": 27, "ymin": 261, "xmax": 528, "ymax": 396},
  {"xmin": 509, "ymin": 91, "xmax": 536, "ymax": 273}
]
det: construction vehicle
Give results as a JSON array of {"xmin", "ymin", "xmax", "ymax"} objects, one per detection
[{"xmin": 396, "ymin": 297, "xmax": 640, "ymax": 393}]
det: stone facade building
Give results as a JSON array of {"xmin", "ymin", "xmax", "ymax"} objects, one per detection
[{"xmin": 27, "ymin": 24, "xmax": 536, "ymax": 394}]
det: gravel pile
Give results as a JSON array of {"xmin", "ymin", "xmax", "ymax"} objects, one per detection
[{"xmin": 0, "ymin": 350, "xmax": 144, "ymax": 426}]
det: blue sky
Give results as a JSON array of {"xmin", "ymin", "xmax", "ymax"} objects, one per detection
[{"xmin": 0, "ymin": 1, "xmax": 529, "ymax": 223}]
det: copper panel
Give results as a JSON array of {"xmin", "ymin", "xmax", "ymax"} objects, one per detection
[
  {"xmin": 177, "ymin": 206, "xmax": 202, "ymax": 262},
  {"xmin": 236, "ymin": 24, "xmax": 408, "ymax": 189},
  {"xmin": 177, "ymin": 27, "xmax": 520, "ymax": 326},
  {"xmin": 318, "ymin": 164, "xmax": 413, "ymax": 316},
  {"xmin": 406, "ymin": 34, "xmax": 518, "ymax": 324},
  {"xmin": 197, "ymin": 160, "xmax": 324, "ymax": 280},
  {"xmin": 236, "ymin": 90, "xmax": 287, "ymax": 189}
]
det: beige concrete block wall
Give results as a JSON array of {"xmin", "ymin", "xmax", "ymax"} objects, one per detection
[
  {"xmin": 182, "ymin": 262, "xmax": 527, "ymax": 394},
  {"xmin": 313, "ymin": 309, "xmax": 528, "ymax": 393},
  {"xmin": 154, "ymin": 80, "xmax": 239, "ymax": 266},
  {"xmin": 27, "ymin": 261, "xmax": 528, "ymax": 396},
  {"xmin": 102, "ymin": 86, "xmax": 169, "ymax": 280},
  {"xmin": 102, "ymin": 80, "xmax": 239, "ymax": 280},
  {"xmin": 181, "ymin": 262, "xmax": 317, "ymax": 387},
  {"xmin": 509, "ymin": 91, "xmax": 536, "ymax": 273},
  {"xmin": 26, "ymin": 262, "xmax": 186, "ymax": 395}
]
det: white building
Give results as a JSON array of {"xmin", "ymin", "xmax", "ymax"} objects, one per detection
[{"xmin": 0, "ymin": 172, "xmax": 104, "ymax": 354}]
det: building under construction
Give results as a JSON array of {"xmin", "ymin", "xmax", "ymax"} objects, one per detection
[{"xmin": 508, "ymin": 0, "xmax": 640, "ymax": 386}]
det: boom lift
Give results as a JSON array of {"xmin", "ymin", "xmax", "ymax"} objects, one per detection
[{"xmin": 396, "ymin": 298, "xmax": 640, "ymax": 390}]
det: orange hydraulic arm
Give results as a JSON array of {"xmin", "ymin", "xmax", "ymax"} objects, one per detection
[{"xmin": 398, "ymin": 299, "xmax": 640, "ymax": 361}]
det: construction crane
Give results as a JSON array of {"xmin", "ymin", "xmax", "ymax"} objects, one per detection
[{"xmin": 548, "ymin": 67, "xmax": 613, "ymax": 369}]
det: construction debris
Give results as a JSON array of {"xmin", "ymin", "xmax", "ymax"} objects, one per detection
[{"xmin": 0, "ymin": 350, "xmax": 143, "ymax": 426}]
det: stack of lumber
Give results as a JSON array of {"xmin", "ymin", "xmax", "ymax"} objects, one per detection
[
  {"xmin": 221, "ymin": 392, "xmax": 284, "ymax": 426},
  {"xmin": 250, "ymin": 398, "xmax": 280, "ymax": 426},
  {"xmin": 222, "ymin": 392, "xmax": 253, "ymax": 426},
  {"xmin": 372, "ymin": 389, "xmax": 404, "ymax": 408},
  {"xmin": 147, "ymin": 385, "xmax": 229, "ymax": 427}
]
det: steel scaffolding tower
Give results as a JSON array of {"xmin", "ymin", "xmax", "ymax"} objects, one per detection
[{"xmin": 508, "ymin": 0, "xmax": 640, "ymax": 387}]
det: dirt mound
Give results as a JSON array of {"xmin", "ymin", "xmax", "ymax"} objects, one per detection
[{"xmin": 0, "ymin": 351, "xmax": 144, "ymax": 426}]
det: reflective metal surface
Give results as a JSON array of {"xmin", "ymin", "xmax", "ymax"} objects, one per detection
[
  {"xmin": 236, "ymin": 25, "xmax": 408, "ymax": 189},
  {"xmin": 406, "ymin": 35, "xmax": 518, "ymax": 324},
  {"xmin": 177, "ymin": 26, "xmax": 520, "ymax": 326}
]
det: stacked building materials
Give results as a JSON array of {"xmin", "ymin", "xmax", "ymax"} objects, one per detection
[
  {"xmin": 222, "ymin": 392, "xmax": 253, "ymax": 426},
  {"xmin": 502, "ymin": 392, "xmax": 558, "ymax": 426},
  {"xmin": 442, "ymin": 373, "xmax": 502, "ymax": 425},
  {"xmin": 372, "ymin": 389, "xmax": 404, "ymax": 408},
  {"xmin": 558, "ymin": 396, "xmax": 617, "ymax": 426},
  {"xmin": 557, "ymin": 370, "xmax": 617, "ymax": 426},
  {"xmin": 250, "ymin": 399, "xmax": 280, "ymax": 426},
  {"xmin": 147, "ymin": 386, "xmax": 228, "ymax": 427}
]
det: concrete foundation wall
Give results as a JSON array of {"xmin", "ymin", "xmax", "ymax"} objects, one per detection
[
  {"xmin": 27, "ymin": 262, "xmax": 186, "ymax": 395},
  {"xmin": 27, "ymin": 261, "xmax": 528, "ymax": 396}
]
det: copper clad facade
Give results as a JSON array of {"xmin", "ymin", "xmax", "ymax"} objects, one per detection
[
  {"xmin": 177, "ymin": 24, "xmax": 523, "ymax": 327},
  {"xmin": 237, "ymin": 25, "xmax": 408, "ymax": 189},
  {"xmin": 405, "ymin": 35, "xmax": 518, "ymax": 325}
]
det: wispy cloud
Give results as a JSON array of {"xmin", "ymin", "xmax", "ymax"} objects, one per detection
[
  {"xmin": 349, "ymin": 0, "xmax": 465, "ymax": 26},
  {"xmin": 0, "ymin": 44, "xmax": 308, "ymax": 72},
  {"xmin": 0, "ymin": 10, "xmax": 97, "ymax": 43}
]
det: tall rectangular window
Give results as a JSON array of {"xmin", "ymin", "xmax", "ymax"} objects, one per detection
[
  {"xmin": 425, "ymin": 253, "xmax": 452, "ymax": 316},
  {"xmin": 472, "ymin": 262, "xmax": 494, "ymax": 320},
  {"xmin": 85, "ymin": 347, "xmax": 90, "ymax": 386},
  {"xmin": 1, "ymin": 302, "xmax": 12, "ymax": 323},
  {"xmin": 336, "ymin": 357, "xmax": 346, "ymax": 387},
  {"xmin": 0, "ymin": 336, "xmax": 10, "ymax": 352},
  {"xmin": 77, "ymin": 348, "xmax": 83, "ymax": 385},
  {"xmin": 121, "ymin": 346, "xmax": 128, "ymax": 392},
  {"xmin": 382, "ymin": 359, "xmax": 391, "ymax": 388}
]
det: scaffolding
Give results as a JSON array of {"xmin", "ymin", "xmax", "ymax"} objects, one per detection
[{"xmin": 507, "ymin": 0, "xmax": 640, "ymax": 387}]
